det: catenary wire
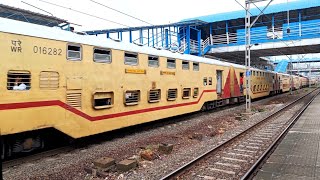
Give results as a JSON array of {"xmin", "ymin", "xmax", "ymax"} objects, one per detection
[
  {"xmin": 90, "ymin": 0, "xmax": 153, "ymax": 26},
  {"xmin": 39, "ymin": 0, "xmax": 131, "ymax": 27}
]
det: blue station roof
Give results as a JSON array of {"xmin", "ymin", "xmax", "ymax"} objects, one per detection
[{"xmin": 181, "ymin": 0, "xmax": 320, "ymax": 23}]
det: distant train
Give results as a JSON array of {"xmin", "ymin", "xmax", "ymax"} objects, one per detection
[{"xmin": 0, "ymin": 17, "xmax": 313, "ymax": 159}]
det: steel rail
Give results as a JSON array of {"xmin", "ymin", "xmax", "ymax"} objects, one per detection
[
  {"xmin": 160, "ymin": 88, "xmax": 319, "ymax": 180},
  {"xmin": 241, "ymin": 89, "xmax": 320, "ymax": 180},
  {"xmin": 2, "ymin": 146, "xmax": 74, "ymax": 170}
]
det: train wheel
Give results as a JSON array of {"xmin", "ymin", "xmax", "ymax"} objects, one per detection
[
  {"xmin": 201, "ymin": 103, "xmax": 207, "ymax": 111},
  {"xmin": 1, "ymin": 142, "xmax": 5, "ymax": 160},
  {"xmin": 7, "ymin": 143, "xmax": 12, "ymax": 158},
  {"xmin": 1, "ymin": 142, "xmax": 12, "ymax": 160},
  {"xmin": 19, "ymin": 136, "xmax": 45, "ymax": 152},
  {"xmin": 37, "ymin": 136, "xmax": 45, "ymax": 150}
]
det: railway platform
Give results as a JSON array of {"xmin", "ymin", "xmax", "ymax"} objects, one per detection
[{"xmin": 254, "ymin": 94, "xmax": 320, "ymax": 180}]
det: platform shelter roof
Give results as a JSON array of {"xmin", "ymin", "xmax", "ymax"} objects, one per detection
[{"xmin": 0, "ymin": 4, "xmax": 68, "ymax": 27}]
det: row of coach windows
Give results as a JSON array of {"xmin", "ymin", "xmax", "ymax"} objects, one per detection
[
  {"xmin": 119, "ymin": 88, "xmax": 199, "ymax": 107},
  {"xmin": 7, "ymin": 71, "xmax": 59, "ymax": 91},
  {"xmin": 252, "ymin": 84, "xmax": 269, "ymax": 92},
  {"xmin": 252, "ymin": 71, "xmax": 266, "ymax": 77},
  {"xmin": 66, "ymin": 44, "xmax": 199, "ymax": 71}
]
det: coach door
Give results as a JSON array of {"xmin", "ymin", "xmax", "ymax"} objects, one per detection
[{"xmin": 217, "ymin": 70, "xmax": 223, "ymax": 94}]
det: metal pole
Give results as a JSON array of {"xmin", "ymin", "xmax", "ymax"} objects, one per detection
[
  {"xmin": 0, "ymin": 130, "xmax": 3, "ymax": 180},
  {"xmin": 309, "ymin": 64, "xmax": 311, "ymax": 88},
  {"xmin": 290, "ymin": 55, "xmax": 293, "ymax": 95},
  {"xmin": 243, "ymin": 0, "xmax": 272, "ymax": 112},
  {"xmin": 186, "ymin": 25, "xmax": 191, "ymax": 54},
  {"xmin": 245, "ymin": 1, "xmax": 251, "ymax": 112},
  {"xmin": 165, "ymin": 29, "xmax": 169, "ymax": 49}
]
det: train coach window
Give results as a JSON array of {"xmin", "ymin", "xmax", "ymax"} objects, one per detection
[
  {"xmin": 182, "ymin": 88, "xmax": 191, "ymax": 99},
  {"xmin": 93, "ymin": 92, "xmax": 113, "ymax": 109},
  {"xmin": 39, "ymin": 71, "xmax": 59, "ymax": 89},
  {"xmin": 148, "ymin": 55, "xmax": 159, "ymax": 67},
  {"xmin": 93, "ymin": 48, "xmax": 111, "ymax": 63},
  {"xmin": 167, "ymin": 58, "xmax": 176, "ymax": 69},
  {"xmin": 203, "ymin": 77, "xmax": 207, "ymax": 86},
  {"xmin": 124, "ymin": 90, "xmax": 140, "ymax": 106},
  {"xmin": 193, "ymin": 62, "xmax": 199, "ymax": 71},
  {"xmin": 7, "ymin": 71, "xmax": 31, "ymax": 90},
  {"xmin": 209, "ymin": 77, "xmax": 212, "ymax": 85},
  {"xmin": 124, "ymin": 52, "xmax": 138, "ymax": 65},
  {"xmin": 182, "ymin": 61, "xmax": 189, "ymax": 70},
  {"xmin": 193, "ymin": 88, "xmax": 199, "ymax": 98},
  {"xmin": 148, "ymin": 89, "xmax": 161, "ymax": 103},
  {"xmin": 67, "ymin": 44, "xmax": 81, "ymax": 61},
  {"xmin": 167, "ymin": 89, "xmax": 177, "ymax": 101}
]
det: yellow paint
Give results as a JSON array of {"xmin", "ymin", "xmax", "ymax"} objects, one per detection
[{"xmin": 0, "ymin": 31, "xmax": 269, "ymax": 139}]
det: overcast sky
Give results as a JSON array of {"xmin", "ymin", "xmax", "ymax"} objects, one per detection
[
  {"xmin": 3, "ymin": 0, "xmax": 317, "ymax": 61},
  {"xmin": 2, "ymin": 0, "xmax": 291, "ymax": 31}
]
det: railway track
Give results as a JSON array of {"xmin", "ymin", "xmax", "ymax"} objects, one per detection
[
  {"xmin": 2, "ymin": 146, "xmax": 74, "ymax": 171},
  {"xmin": 2, "ymin": 89, "xmax": 315, "ymax": 178},
  {"xmin": 0, "ymin": 91, "xmax": 273, "ymax": 168},
  {"xmin": 160, "ymin": 88, "xmax": 320, "ymax": 180}
]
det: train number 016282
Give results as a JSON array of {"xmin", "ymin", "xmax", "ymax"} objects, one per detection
[{"xmin": 33, "ymin": 46, "xmax": 62, "ymax": 56}]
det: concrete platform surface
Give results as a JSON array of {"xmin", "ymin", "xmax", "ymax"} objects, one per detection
[{"xmin": 254, "ymin": 94, "xmax": 320, "ymax": 180}]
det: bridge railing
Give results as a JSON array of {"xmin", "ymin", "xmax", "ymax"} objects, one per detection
[{"xmin": 208, "ymin": 19, "xmax": 320, "ymax": 48}]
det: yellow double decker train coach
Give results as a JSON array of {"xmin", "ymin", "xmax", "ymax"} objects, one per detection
[{"xmin": 0, "ymin": 17, "xmax": 304, "ymax": 158}]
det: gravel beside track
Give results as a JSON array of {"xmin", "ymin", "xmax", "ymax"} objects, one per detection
[
  {"xmin": 175, "ymin": 90, "xmax": 317, "ymax": 179},
  {"xmin": 3, "ymin": 89, "xmax": 312, "ymax": 180}
]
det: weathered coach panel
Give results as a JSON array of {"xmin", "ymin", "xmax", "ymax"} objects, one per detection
[
  {"xmin": 279, "ymin": 74, "xmax": 291, "ymax": 93},
  {"xmin": 1, "ymin": 32, "xmax": 67, "ymax": 135},
  {"xmin": 250, "ymin": 70, "xmax": 272, "ymax": 99},
  {"xmin": 0, "ymin": 17, "xmax": 309, "ymax": 159},
  {"xmin": 0, "ymin": 30, "xmax": 246, "ymax": 138}
]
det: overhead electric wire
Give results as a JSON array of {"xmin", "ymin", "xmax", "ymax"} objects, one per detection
[
  {"xmin": 39, "ymin": 0, "xmax": 131, "ymax": 27},
  {"xmin": 90, "ymin": 0, "xmax": 153, "ymax": 26},
  {"xmin": 21, "ymin": 1, "xmax": 54, "ymax": 16}
]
